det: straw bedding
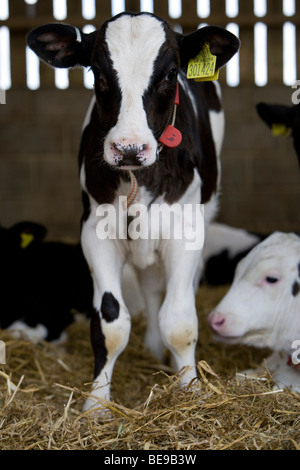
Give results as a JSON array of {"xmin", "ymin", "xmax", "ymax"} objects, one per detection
[{"xmin": 0, "ymin": 285, "xmax": 299, "ymax": 450}]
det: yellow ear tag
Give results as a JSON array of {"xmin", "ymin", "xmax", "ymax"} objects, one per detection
[
  {"xmin": 271, "ymin": 123, "xmax": 290, "ymax": 136},
  {"xmin": 20, "ymin": 233, "xmax": 34, "ymax": 249},
  {"xmin": 187, "ymin": 43, "xmax": 219, "ymax": 82}
]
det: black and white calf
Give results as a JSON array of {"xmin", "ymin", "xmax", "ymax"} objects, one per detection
[{"xmin": 27, "ymin": 12, "xmax": 239, "ymax": 411}]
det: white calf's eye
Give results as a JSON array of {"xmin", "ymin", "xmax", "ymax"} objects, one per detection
[{"xmin": 265, "ymin": 276, "xmax": 280, "ymax": 284}]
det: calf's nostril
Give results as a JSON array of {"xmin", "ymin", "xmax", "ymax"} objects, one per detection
[
  {"xmin": 208, "ymin": 312, "xmax": 226, "ymax": 331},
  {"xmin": 113, "ymin": 142, "xmax": 147, "ymax": 158}
]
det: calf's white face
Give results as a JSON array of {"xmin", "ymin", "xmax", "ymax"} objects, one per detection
[
  {"xmin": 103, "ymin": 15, "xmax": 165, "ymax": 168},
  {"xmin": 208, "ymin": 232, "xmax": 300, "ymax": 352}
]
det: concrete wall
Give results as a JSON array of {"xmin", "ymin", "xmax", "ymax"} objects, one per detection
[
  {"xmin": 0, "ymin": 88, "xmax": 92, "ymax": 240},
  {"xmin": 0, "ymin": 84, "xmax": 299, "ymax": 241},
  {"xmin": 220, "ymin": 84, "xmax": 300, "ymax": 235}
]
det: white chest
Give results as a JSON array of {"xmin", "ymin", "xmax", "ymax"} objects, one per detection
[{"xmin": 115, "ymin": 170, "xmax": 206, "ymax": 269}]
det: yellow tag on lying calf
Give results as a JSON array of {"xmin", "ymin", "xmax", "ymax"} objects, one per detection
[
  {"xmin": 271, "ymin": 123, "xmax": 290, "ymax": 136},
  {"xmin": 20, "ymin": 232, "xmax": 34, "ymax": 249},
  {"xmin": 187, "ymin": 43, "xmax": 219, "ymax": 82}
]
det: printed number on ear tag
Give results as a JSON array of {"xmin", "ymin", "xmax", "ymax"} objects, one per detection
[
  {"xmin": 187, "ymin": 42, "xmax": 219, "ymax": 82},
  {"xmin": 159, "ymin": 125, "xmax": 182, "ymax": 148},
  {"xmin": 20, "ymin": 233, "xmax": 34, "ymax": 249}
]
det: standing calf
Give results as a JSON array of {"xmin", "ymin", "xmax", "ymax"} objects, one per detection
[
  {"xmin": 27, "ymin": 12, "xmax": 239, "ymax": 412},
  {"xmin": 208, "ymin": 232, "xmax": 300, "ymax": 392}
]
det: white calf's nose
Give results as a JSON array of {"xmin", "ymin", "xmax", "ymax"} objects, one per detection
[{"xmin": 208, "ymin": 311, "xmax": 226, "ymax": 332}]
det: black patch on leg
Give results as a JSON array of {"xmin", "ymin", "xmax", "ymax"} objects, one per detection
[
  {"xmin": 91, "ymin": 308, "xmax": 107, "ymax": 379},
  {"xmin": 292, "ymin": 281, "xmax": 300, "ymax": 297},
  {"xmin": 101, "ymin": 292, "xmax": 120, "ymax": 323}
]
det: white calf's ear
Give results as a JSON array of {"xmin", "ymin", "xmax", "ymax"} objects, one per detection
[{"xmin": 26, "ymin": 23, "xmax": 98, "ymax": 68}]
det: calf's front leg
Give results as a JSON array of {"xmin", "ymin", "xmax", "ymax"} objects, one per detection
[
  {"xmin": 81, "ymin": 218, "xmax": 130, "ymax": 413},
  {"xmin": 159, "ymin": 240, "xmax": 201, "ymax": 386}
]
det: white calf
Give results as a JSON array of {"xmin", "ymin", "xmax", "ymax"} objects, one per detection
[{"xmin": 208, "ymin": 232, "xmax": 300, "ymax": 392}]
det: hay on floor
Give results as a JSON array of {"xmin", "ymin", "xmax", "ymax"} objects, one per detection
[{"xmin": 0, "ymin": 285, "xmax": 299, "ymax": 450}]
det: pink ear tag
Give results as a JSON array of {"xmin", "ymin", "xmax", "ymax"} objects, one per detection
[{"xmin": 159, "ymin": 125, "xmax": 182, "ymax": 148}]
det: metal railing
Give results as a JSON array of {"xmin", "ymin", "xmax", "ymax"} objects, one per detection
[{"xmin": 0, "ymin": 0, "xmax": 299, "ymax": 89}]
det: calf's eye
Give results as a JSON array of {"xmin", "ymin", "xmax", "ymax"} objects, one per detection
[
  {"xmin": 164, "ymin": 69, "xmax": 178, "ymax": 82},
  {"xmin": 265, "ymin": 276, "xmax": 280, "ymax": 284}
]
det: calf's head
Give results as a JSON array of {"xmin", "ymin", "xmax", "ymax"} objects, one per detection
[
  {"xmin": 27, "ymin": 12, "xmax": 239, "ymax": 170},
  {"xmin": 0, "ymin": 222, "xmax": 47, "ymax": 254},
  {"xmin": 208, "ymin": 232, "xmax": 300, "ymax": 352}
]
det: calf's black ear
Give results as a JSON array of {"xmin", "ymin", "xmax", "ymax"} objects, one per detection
[
  {"xmin": 256, "ymin": 103, "xmax": 292, "ymax": 128},
  {"xmin": 26, "ymin": 23, "xmax": 97, "ymax": 68},
  {"xmin": 11, "ymin": 222, "xmax": 47, "ymax": 248},
  {"xmin": 177, "ymin": 25, "xmax": 240, "ymax": 70}
]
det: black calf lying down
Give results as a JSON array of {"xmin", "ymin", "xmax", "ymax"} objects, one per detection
[
  {"xmin": 0, "ymin": 222, "xmax": 93, "ymax": 342},
  {"xmin": 1, "ymin": 222, "xmax": 145, "ymax": 342}
]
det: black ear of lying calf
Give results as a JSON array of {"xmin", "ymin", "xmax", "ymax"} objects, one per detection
[
  {"xmin": 256, "ymin": 102, "xmax": 293, "ymax": 129},
  {"xmin": 0, "ymin": 221, "xmax": 47, "ymax": 251},
  {"xmin": 256, "ymin": 102, "xmax": 300, "ymax": 167}
]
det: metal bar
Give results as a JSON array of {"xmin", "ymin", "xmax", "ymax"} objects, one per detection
[{"xmin": 2, "ymin": 14, "xmax": 300, "ymax": 31}]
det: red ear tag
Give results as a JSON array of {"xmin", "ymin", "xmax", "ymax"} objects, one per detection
[{"xmin": 159, "ymin": 125, "xmax": 182, "ymax": 148}]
